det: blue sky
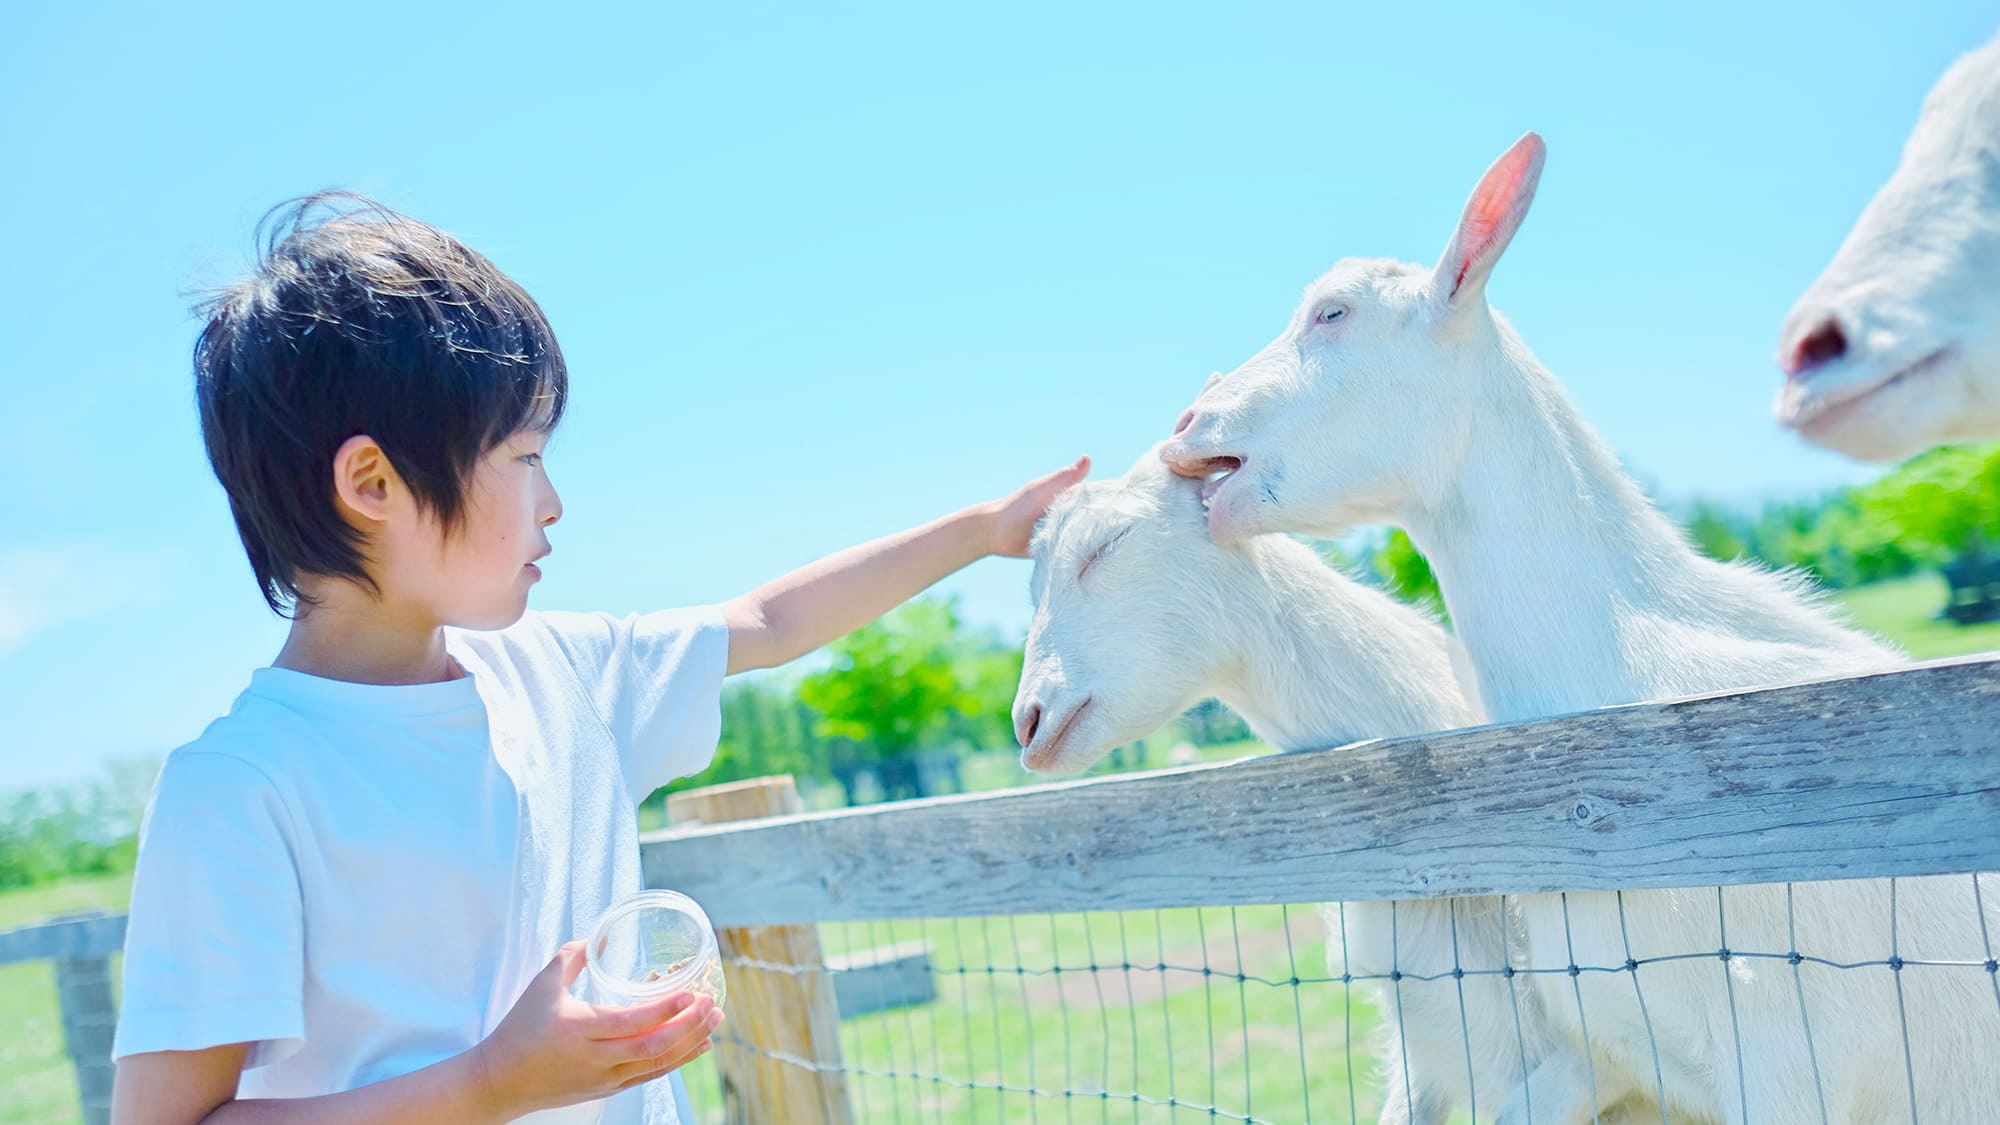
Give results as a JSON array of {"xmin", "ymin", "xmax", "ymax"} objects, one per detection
[{"xmin": 2, "ymin": 1, "xmax": 1993, "ymax": 789}]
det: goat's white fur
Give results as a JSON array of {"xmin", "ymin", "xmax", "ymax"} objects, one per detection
[
  {"xmin": 1775, "ymin": 27, "xmax": 2000, "ymax": 461},
  {"xmin": 1161, "ymin": 133, "xmax": 2000, "ymax": 1123},
  {"xmin": 1013, "ymin": 449, "xmax": 1654, "ymax": 1124}
]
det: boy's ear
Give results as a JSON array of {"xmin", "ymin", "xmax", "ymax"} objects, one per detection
[{"xmin": 331, "ymin": 435, "xmax": 399, "ymax": 523}]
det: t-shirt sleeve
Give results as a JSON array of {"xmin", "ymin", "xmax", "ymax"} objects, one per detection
[
  {"xmin": 538, "ymin": 606, "xmax": 731, "ymax": 800},
  {"xmin": 113, "ymin": 751, "xmax": 305, "ymax": 1068}
]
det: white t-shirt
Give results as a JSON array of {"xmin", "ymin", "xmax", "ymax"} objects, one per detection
[{"xmin": 114, "ymin": 607, "xmax": 730, "ymax": 1125}]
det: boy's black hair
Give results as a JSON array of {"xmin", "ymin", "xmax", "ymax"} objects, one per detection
[{"xmin": 194, "ymin": 193, "xmax": 567, "ymax": 615}]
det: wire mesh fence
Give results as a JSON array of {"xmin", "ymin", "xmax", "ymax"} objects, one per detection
[
  {"xmin": 687, "ymin": 904, "xmax": 1362, "ymax": 1123},
  {"xmin": 672, "ymin": 878, "xmax": 2000, "ymax": 1124},
  {"xmin": 8, "ymin": 885, "xmax": 2000, "ymax": 1123}
]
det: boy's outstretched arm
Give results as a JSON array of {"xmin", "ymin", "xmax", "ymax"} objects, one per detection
[{"xmin": 722, "ymin": 456, "xmax": 1089, "ymax": 675}]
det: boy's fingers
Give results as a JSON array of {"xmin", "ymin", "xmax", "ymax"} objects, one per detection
[
  {"xmin": 613, "ymin": 1031, "xmax": 717, "ymax": 1084},
  {"xmin": 1049, "ymin": 455, "xmax": 1089, "ymax": 487},
  {"xmin": 615, "ymin": 1038, "xmax": 714, "ymax": 1090},
  {"xmin": 613, "ymin": 998, "xmax": 720, "ymax": 1062},
  {"xmin": 588, "ymin": 990, "xmax": 705, "ymax": 1041},
  {"xmin": 556, "ymin": 932, "xmax": 584, "ymax": 984},
  {"xmin": 1024, "ymin": 456, "xmax": 1089, "ymax": 506}
]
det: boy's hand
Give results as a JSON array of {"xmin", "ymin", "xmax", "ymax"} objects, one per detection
[
  {"xmin": 984, "ymin": 456, "xmax": 1091, "ymax": 558},
  {"xmin": 721, "ymin": 454, "xmax": 1090, "ymax": 673},
  {"xmin": 470, "ymin": 941, "xmax": 723, "ymax": 1117}
]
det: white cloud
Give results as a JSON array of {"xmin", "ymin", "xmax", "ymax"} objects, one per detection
[{"xmin": 0, "ymin": 543, "xmax": 186, "ymax": 655}]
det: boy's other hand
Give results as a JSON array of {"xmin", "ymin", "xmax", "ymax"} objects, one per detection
[
  {"xmin": 985, "ymin": 456, "xmax": 1090, "ymax": 558},
  {"xmin": 470, "ymin": 940, "xmax": 724, "ymax": 1116}
]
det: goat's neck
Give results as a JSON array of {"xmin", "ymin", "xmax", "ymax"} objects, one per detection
[
  {"xmin": 1210, "ymin": 543, "xmax": 1467, "ymax": 751},
  {"xmin": 1400, "ymin": 334, "xmax": 1696, "ymax": 722}
]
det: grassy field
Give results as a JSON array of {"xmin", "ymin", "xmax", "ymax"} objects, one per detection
[
  {"xmin": 1830, "ymin": 572, "xmax": 2000, "ymax": 659},
  {"xmin": 679, "ymin": 905, "xmax": 1390, "ymax": 1124},
  {"xmin": 5, "ymin": 572, "xmax": 1996, "ymax": 1121},
  {"xmin": 0, "ymin": 874, "xmax": 129, "ymax": 1125}
]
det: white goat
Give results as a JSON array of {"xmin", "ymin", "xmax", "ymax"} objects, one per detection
[
  {"xmin": 1160, "ymin": 133, "xmax": 2000, "ymax": 1123},
  {"xmin": 1012, "ymin": 448, "xmax": 1657, "ymax": 1124},
  {"xmin": 1774, "ymin": 28, "xmax": 2000, "ymax": 461}
]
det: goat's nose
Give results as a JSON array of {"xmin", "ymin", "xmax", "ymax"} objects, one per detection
[
  {"xmin": 1160, "ymin": 440, "xmax": 1223, "ymax": 480},
  {"xmin": 1785, "ymin": 317, "xmax": 1849, "ymax": 381},
  {"xmin": 1015, "ymin": 701, "xmax": 1044, "ymax": 749},
  {"xmin": 1174, "ymin": 407, "xmax": 1198, "ymax": 436}
]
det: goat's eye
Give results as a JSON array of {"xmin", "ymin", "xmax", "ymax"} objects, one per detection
[
  {"xmin": 1315, "ymin": 304, "xmax": 1347, "ymax": 325},
  {"xmin": 1078, "ymin": 530, "xmax": 1130, "ymax": 580}
]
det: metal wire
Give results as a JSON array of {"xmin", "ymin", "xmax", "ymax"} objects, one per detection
[{"xmin": 1783, "ymin": 883, "xmax": 1832, "ymax": 1125}]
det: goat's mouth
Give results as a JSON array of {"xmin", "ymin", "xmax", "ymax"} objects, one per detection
[
  {"xmin": 1776, "ymin": 346, "xmax": 1955, "ymax": 436},
  {"xmin": 1022, "ymin": 697, "xmax": 1094, "ymax": 773},
  {"xmin": 1174, "ymin": 456, "xmax": 1244, "ymax": 511}
]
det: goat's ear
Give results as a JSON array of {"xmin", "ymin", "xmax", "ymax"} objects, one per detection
[{"xmin": 1430, "ymin": 132, "xmax": 1545, "ymax": 309}]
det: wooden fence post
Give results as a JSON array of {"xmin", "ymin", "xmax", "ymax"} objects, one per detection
[
  {"xmin": 666, "ymin": 777, "xmax": 852, "ymax": 1124},
  {"xmin": 50, "ymin": 912, "xmax": 116, "ymax": 1125}
]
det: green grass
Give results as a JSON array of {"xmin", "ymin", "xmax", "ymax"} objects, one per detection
[
  {"xmin": 682, "ymin": 905, "xmax": 1390, "ymax": 1124},
  {"xmin": 1830, "ymin": 572, "xmax": 2000, "ymax": 660},
  {"xmin": 0, "ymin": 873, "xmax": 131, "ymax": 932},
  {"xmin": 0, "ymin": 875, "xmax": 127, "ymax": 1125},
  {"xmin": 1, "ymin": 958, "xmax": 82, "ymax": 1125}
]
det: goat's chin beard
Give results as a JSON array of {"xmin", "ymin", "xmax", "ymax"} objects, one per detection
[
  {"xmin": 1021, "ymin": 745, "xmax": 1105, "ymax": 778},
  {"xmin": 1797, "ymin": 369, "xmax": 1971, "ymax": 463},
  {"xmin": 1034, "ymin": 754, "xmax": 1098, "ymax": 778}
]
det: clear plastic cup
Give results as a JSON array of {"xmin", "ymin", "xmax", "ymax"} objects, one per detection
[{"xmin": 584, "ymin": 889, "xmax": 727, "ymax": 1010}]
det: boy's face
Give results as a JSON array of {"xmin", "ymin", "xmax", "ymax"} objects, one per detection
[{"xmin": 395, "ymin": 429, "xmax": 562, "ymax": 630}]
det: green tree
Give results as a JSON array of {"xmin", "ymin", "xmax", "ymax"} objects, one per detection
[
  {"xmin": 797, "ymin": 597, "xmax": 986, "ymax": 760},
  {"xmin": 1678, "ymin": 490, "xmax": 1921, "ymax": 589},
  {"xmin": 709, "ymin": 680, "xmax": 818, "ymax": 780},
  {"xmin": 940, "ymin": 632, "xmax": 1025, "ymax": 752},
  {"xmin": 1180, "ymin": 699, "xmax": 1250, "ymax": 746},
  {"xmin": 1852, "ymin": 445, "xmax": 2000, "ymax": 564},
  {"xmin": 0, "ymin": 763, "xmax": 152, "ymax": 889},
  {"xmin": 1372, "ymin": 528, "xmax": 1446, "ymax": 618},
  {"xmin": 1684, "ymin": 500, "xmax": 1750, "ymax": 563}
]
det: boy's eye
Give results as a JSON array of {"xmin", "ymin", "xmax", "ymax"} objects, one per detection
[{"xmin": 520, "ymin": 453, "xmax": 543, "ymax": 467}]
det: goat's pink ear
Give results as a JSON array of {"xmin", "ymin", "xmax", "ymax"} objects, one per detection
[{"xmin": 1431, "ymin": 132, "xmax": 1545, "ymax": 308}]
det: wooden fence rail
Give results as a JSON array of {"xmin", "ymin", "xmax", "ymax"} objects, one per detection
[{"xmin": 642, "ymin": 656, "xmax": 2000, "ymax": 926}]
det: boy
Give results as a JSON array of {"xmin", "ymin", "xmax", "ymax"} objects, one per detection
[{"xmin": 109, "ymin": 195, "xmax": 1087, "ymax": 1124}]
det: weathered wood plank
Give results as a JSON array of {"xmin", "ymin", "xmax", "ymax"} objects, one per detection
[
  {"xmin": 666, "ymin": 778, "xmax": 852, "ymax": 1125},
  {"xmin": 57, "ymin": 951, "xmax": 117, "ymax": 1125},
  {"xmin": 0, "ymin": 912, "xmax": 127, "ymax": 967},
  {"xmin": 643, "ymin": 657, "xmax": 2000, "ymax": 927}
]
